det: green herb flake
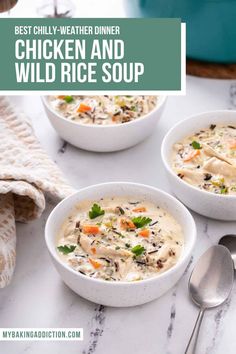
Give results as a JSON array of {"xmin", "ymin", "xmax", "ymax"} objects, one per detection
[
  {"xmin": 191, "ymin": 141, "xmax": 202, "ymax": 150},
  {"xmin": 211, "ymin": 177, "xmax": 225, "ymax": 187},
  {"xmin": 57, "ymin": 245, "xmax": 76, "ymax": 255},
  {"xmin": 220, "ymin": 186, "xmax": 228, "ymax": 194},
  {"xmin": 115, "ymin": 246, "xmax": 121, "ymax": 250},
  {"xmin": 131, "ymin": 245, "xmax": 145, "ymax": 256},
  {"xmin": 125, "ymin": 243, "xmax": 131, "ymax": 248},
  {"xmin": 64, "ymin": 96, "xmax": 74, "ymax": 103},
  {"xmin": 131, "ymin": 216, "xmax": 152, "ymax": 228},
  {"xmin": 111, "ymin": 229, "xmax": 125, "ymax": 238},
  {"xmin": 89, "ymin": 203, "xmax": 105, "ymax": 219}
]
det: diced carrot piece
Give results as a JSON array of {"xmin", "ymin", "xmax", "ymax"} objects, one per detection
[
  {"xmin": 229, "ymin": 140, "xmax": 236, "ymax": 149},
  {"xmin": 89, "ymin": 258, "xmax": 101, "ymax": 269},
  {"xmin": 139, "ymin": 229, "xmax": 150, "ymax": 238},
  {"xmin": 120, "ymin": 218, "xmax": 136, "ymax": 230},
  {"xmin": 82, "ymin": 225, "xmax": 100, "ymax": 234},
  {"xmin": 183, "ymin": 149, "xmax": 201, "ymax": 162},
  {"xmin": 133, "ymin": 207, "xmax": 147, "ymax": 213},
  {"xmin": 77, "ymin": 103, "xmax": 92, "ymax": 113},
  {"xmin": 91, "ymin": 247, "xmax": 96, "ymax": 255},
  {"xmin": 57, "ymin": 95, "xmax": 65, "ymax": 99}
]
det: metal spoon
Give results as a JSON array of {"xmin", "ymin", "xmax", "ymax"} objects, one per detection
[
  {"xmin": 219, "ymin": 235, "xmax": 236, "ymax": 269},
  {"xmin": 185, "ymin": 245, "xmax": 234, "ymax": 354}
]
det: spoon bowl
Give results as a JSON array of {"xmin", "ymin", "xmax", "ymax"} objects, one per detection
[
  {"xmin": 219, "ymin": 234, "xmax": 236, "ymax": 269},
  {"xmin": 189, "ymin": 245, "xmax": 234, "ymax": 308},
  {"xmin": 185, "ymin": 245, "xmax": 234, "ymax": 354}
]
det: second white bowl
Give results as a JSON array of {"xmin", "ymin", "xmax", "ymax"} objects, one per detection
[
  {"xmin": 42, "ymin": 96, "xmax": 166, "ymax": 152},
  {"xmin": 161, "ymin": 110, "xmax": 236, "ymax": 220}
]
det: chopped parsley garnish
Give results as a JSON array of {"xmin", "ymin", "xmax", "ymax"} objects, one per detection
[
  {"xmin": 125, "ymin": 243, "xmax": 131, "ymax": 248},
  {"xmin": 131, "ymin": 245, "xmax": 145, "ymax": 256},
  {"xmin": 64, "ymin": 96, "xmax": 74, "ymax": 103},
  {"xmin": 57, "ymin": 245, "xmax": 76, "ymax": 255},
  {"xmin": 115, "ymin": 246, "xmax": 121, "ymax": 250},
  {"xmin": 211, "ymin": 177, "xmax": 225, "ymax": 187},
  {"xmin": 131, "ymin": 216, "xmax": 152, "ymax": 228},
  {"xmin": 220, "ymin": 186, "xmax": 228, "ymax": 194},
  {"xmin": 191, "ymin": 141, "xmax": 202, "ymax": 150},
  {"xmin": 89, "ymin": 203, "xmax": 105, "ymax": 219},
  {"xmin": 111, "ymin": 229, "xmax": 125, "ymax": 238}
]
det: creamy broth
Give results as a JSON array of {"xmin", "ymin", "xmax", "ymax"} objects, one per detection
[
  {"xmin": 172, "ymin": 124, "xmax": 236, "ymax": 195},
  {"xmin": 48, "ymin": 95, "xmax": 157, "ymax": 125},
  {"xmin": 56, "ymin": 197, "xmax": 183, "ymax": 282}
]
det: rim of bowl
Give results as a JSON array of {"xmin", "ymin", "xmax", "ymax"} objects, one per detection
[
  {"xmin": 45, "ymin": 181, "xmax": 196, "ymax": 287},
  {"xmin": 161, "ymin": 109, "xmax": 236, "ymax": 200},
  {"xmin": 41, "ymin": 95, "xmax": 167, "ymax": 129}
]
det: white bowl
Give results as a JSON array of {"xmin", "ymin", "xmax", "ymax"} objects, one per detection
[
  {"xmin": 161, "ymin": 110, "xmax": 236, "ymax": 220},
  {"xmin": 45, "ymin": 182, "xmax": 196, "ymax": 307},
  {"xmin": 41, "ymin": 96, "xmax": 166, "ymax": 152}
]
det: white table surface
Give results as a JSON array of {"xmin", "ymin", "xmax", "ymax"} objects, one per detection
[{"xmin": 0, "ymin": 77, "xmax": 236, "ymax": 354}]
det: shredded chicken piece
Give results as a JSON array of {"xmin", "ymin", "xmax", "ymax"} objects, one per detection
[
  {"xmin": 176, "ymin": 169, "xmax": 204, "ymax": 185},
  {"xmin": 203, "ymin": 157, "xmax": 236, "ymax": 178},
  {"xmin": 79, "ymin": 234, "xmax": 132, "ymax": 258},
  {"xmin": 202, "ymin": 143, "xmax": 236, "ymax": 167}
]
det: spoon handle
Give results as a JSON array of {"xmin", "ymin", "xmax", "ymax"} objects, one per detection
[{"xmin": 185, "ymin": 308, "xmax": 205, "ymax": 354}]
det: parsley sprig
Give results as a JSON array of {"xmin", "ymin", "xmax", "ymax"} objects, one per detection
[
  {"xmin": 57, "ymin": 245, "xmax": 76, "ymax": 255},
  {"xmin": 64, "ymin": 96, "xmax": 74, "ymax": 103},
  {"xmin": 191, "ymin": 141, "xmax": 202, "ymax": 150},
  {"xmin": 131, "ymin": 216, "xmax": 152, "ymax": 228},
  {"xmin": 220, "ymin": 186, "xmax": 228, "ymax": 194},
  {"xmin": 89, "ymin": 203, "xmax": 105, "ymax": 219},
  {"xmin": 131, "ymin": 245, "xmax": 145, "ymax": 256}
]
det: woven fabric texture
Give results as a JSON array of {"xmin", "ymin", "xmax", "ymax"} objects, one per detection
[{"xmin": 0, "ymin": 97, "xmax": 75, "ymax": 288}]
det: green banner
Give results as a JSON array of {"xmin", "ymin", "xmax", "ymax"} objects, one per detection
[{"xmin": 0, "ymin": 18, "xmax": 182, "ymax": 91}]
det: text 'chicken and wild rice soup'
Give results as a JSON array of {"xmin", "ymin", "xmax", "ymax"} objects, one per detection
[
  {"xmin": 48, "ymin": 95, "xmax": 157, "ymax": 125},
  {"xmin": 57, "ymin": 197, "xmax": 183, "ymax": 282},
  {"xmin": 172, "ymin": 124, "xmax": 236, "ymax": 195}
]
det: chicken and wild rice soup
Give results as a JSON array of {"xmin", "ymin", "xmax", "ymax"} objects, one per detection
[
  {"xmin": 48, "ymin": 95, "xmax": 157, "ymax": 125},
  {"xmin": 57, "ymin": 197, "xmax": 183, "ymax": 282},
  {"xmin": 172, "ymin": 124, "xmax": 236, "ymax": 195}
]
